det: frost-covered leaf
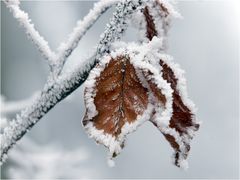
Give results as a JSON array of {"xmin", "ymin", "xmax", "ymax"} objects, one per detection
[
  {"xmin": 159, "ymin": 60, "xmax": 199, "ymax": 166},
  {"xmin": 146, "ymin": 58, "xmax": 200, "ymax": 169},
  {"xmin": 83, "ymin": 55, "xmax": 150, "ymax": 160}
]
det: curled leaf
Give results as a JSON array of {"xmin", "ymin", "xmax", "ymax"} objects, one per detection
[{"xmin": 144, "ymin": 57, "xmax": 200, "ymax": 169}]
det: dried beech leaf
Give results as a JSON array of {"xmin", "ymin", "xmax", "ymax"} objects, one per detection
[
  {"xmin": 83, "ymin": 56, "xmax": 149, "ymax": 157},
  {"xmin": 148, "ymin": 60, "xmax": 199, "ymax": 167},
  {"xmin": 93, "ymin": 57, "xmax": 148, "ymax": 136}
]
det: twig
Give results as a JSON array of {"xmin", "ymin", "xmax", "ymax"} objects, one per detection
[
  {"xmin": 0, "ymin": 92, "xmax": 40, "ymax": 115},
  {"xmin": 55, "ymin": 0, "xmax": 120, "ymax": 75},
  {"xmin": 3, "ymin": 0, "xmax": 56, "ymax": 69},
  {"xmin": 3, "ymin": 0, "xmax": 120, "ymax": 76}
]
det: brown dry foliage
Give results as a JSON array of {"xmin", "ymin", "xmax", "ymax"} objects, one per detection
[{"xmin": 84, "ymin": 56, "xmax": 148, "ymax": 137}]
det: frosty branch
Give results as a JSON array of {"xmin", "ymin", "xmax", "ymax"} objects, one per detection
[
  {"xmin": 0, "ymin": 93, "xmax": 39, "ymax": 115},
  {"xmin": 4, "ymin": 0, "xmax": 120, "ymax": 76},
  {"xmin": 4, "ymin": 0, "xmax": 56, "ymax": 69},
  {"xmin": 1, "ymin": 0, "xmax": 200, "ymax": 169},
  {"xmin": 1, "ymin": 0, "xmax": 146, "ymax": 164}
]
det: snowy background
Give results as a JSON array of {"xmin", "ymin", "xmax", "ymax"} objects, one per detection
[{"xmin": 1, "ymin": 0, "xmax": 239, "ymax": 179}]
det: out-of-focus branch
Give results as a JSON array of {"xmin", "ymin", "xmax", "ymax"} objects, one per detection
[
  {"xmin": 6, "ymin": 137, "xmax": 95, "ymax": 179},
  {"xmin": 3, "ymin": 0, "xmax": 56, "ymax": 69},
  {"xmin": 0, "ymin": 93, "xmax": 40, "ymax": 115},
  {"xmin": 0, "ymin": 0, "xmax": 145, "ymax": 163},
  {"xmin": 4, "ymin": 0, "xmax": 120, "ymax": 77}
]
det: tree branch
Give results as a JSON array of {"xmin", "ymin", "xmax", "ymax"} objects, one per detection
[
  {"xmin": 55, "ymin": 0, "xmax": 120, "ymax": 76},
  {"xmin": 0, "ymin": 0, "xmax": 145, "ymax": 164},
  {"xmin": 0, "ymin": 93, "xmax": 40, "ymax": 115},
  {"xmin": 4, "ymin": 0, "xmax": 56, "ymax": 69},
  {"xmin": 3, "ymin": 0, "xmax": 120, "ymax": 76}
]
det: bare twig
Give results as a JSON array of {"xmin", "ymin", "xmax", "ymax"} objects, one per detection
[
  {"xmin": 0, "ymin": 93, "xmax": 40, "ymax": 115},
  {"xmin": 4, "ymin": 0, "xmax": 56, "ymax": 68},
  {"xmin": 55, "ymin": 0, "xmax": 120, "ymax": 75}
]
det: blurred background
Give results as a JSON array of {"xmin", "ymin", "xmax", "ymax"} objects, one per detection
[{"xmin": 1, "ymin": 0, "xmax": 239, "ymax": 179}]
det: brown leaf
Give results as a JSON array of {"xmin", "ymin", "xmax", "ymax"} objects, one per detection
[
  {"xmin": 83, "ymin": 56, "xmax": 149, "ymax": 154},
  {"xmin": 147, "ymin": 60, "xmax": 199, "ymax": 167}
]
